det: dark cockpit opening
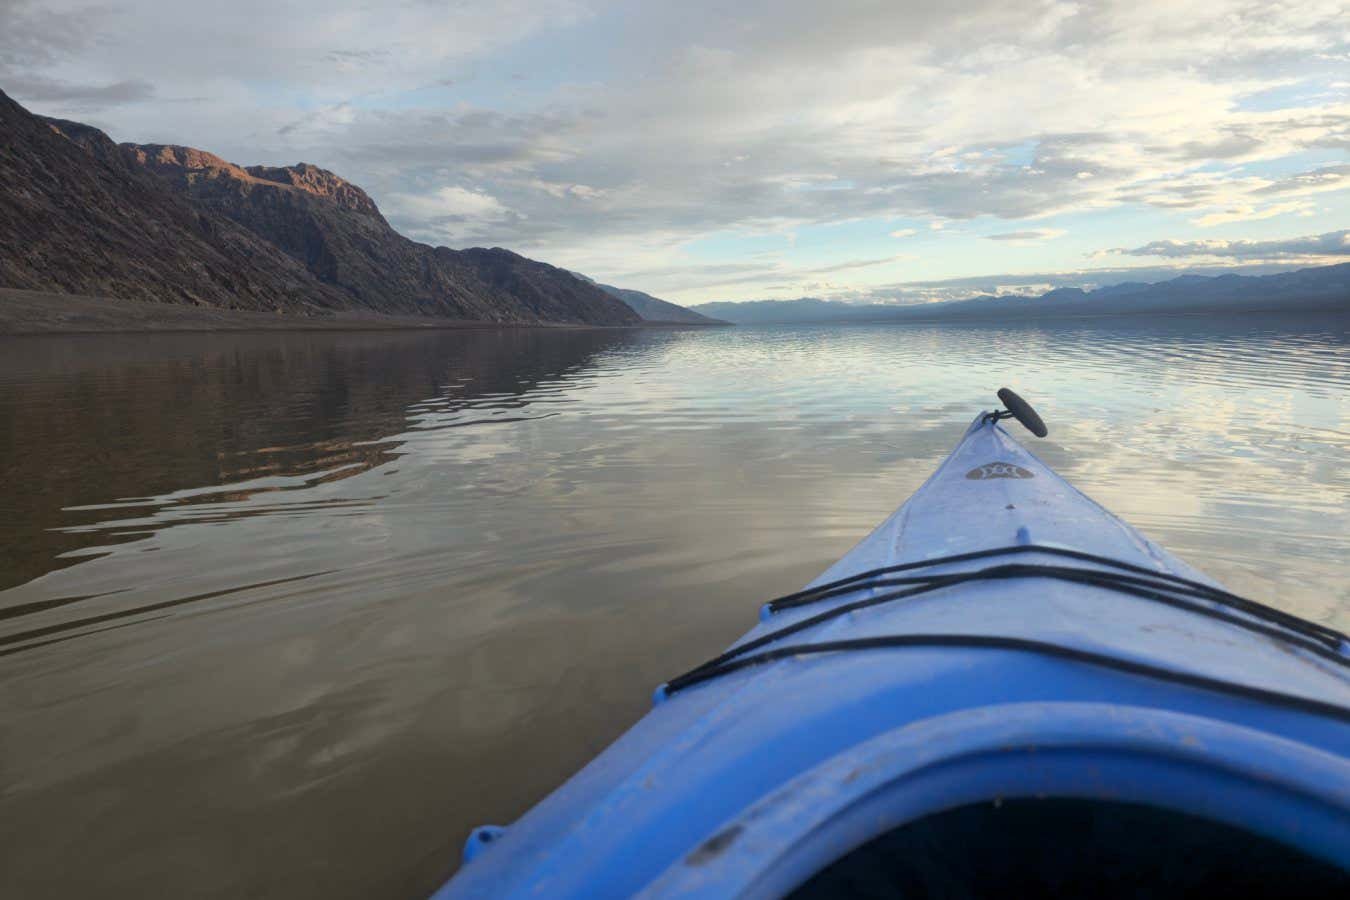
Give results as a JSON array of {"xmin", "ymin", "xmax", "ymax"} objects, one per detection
[{"xmin": 789, "ymin": 798, "xmax": 1348, "ymax": 898}]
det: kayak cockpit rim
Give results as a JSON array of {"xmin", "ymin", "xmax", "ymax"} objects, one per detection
[{"xmin": 641, "ymin": 703, "xmax": 1350, "ymax": 895}]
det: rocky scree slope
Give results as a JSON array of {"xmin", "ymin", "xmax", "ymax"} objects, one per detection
[
  {"xmin": 596, "ymin": 283, "xmax": 727, "ymax": 324},
  {"xmin": 0, "ymin": 89, "xmax": 638, "ymax": 325},
  {"xmin": 0, "ymin": 90, "xmax": 351, "ymax": 312},
  {"xmin": 119, "ymin": 140, "xmax": 638, "ymax": 324}
]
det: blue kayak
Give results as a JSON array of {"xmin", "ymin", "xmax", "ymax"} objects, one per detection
[{"xmin": 434, "ymin": 391, "xmax": 1350, "ymax": 898}]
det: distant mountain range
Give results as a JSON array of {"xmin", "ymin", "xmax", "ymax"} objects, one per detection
[
  {"xmin": 691, "ymin": 264, "xmax": 1350, "ymax": 324},
  {"xmin": 0, "ymin": 88, "xmax": 643, "ymax": 326},
  {"xmin": 564, "ymin": 273, "xmax": 726, "ymax": 324},
  {"xmin": 596, "ymin": 283, "xmax": 729, "ymax": 324},
  {"xmin": 6, "ymin": 86, "xmax": 1342, "ymax": 332}
]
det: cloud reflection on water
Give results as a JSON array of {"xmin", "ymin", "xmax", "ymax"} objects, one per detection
[{"xmin": 0, "ymin": 316, "xmax": 1345, "ymax": 898}]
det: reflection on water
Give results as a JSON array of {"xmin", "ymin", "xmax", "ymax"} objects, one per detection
[{"xmin": 0, "ymin": 317, "xmax": 1346, "ymax": 898}]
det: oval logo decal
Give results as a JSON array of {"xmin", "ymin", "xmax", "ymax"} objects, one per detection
[{"xmin": 965, "ymin": 462, "xmax": 1034, "ymax": 480}]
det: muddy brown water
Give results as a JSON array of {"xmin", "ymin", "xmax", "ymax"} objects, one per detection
[{"xmin": 0, "ymin": 317, "xmax": 1346, "ymax": 898}]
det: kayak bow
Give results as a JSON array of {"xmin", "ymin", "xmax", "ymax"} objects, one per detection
[{"xmin": 434, "ymin": 391, "xmax": 1350, "ymax": 898}]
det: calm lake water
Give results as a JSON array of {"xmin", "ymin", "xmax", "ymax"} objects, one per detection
[{"xmin": 1, "ymin": 317, "xmax": 1347, "ymax": 898}]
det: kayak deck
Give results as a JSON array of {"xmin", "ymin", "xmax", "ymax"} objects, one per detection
[
  {"xmin": 435, "ymin": 412, "xmax": 1350, "ymax": 898},
  {"xmin": 689, "ymin": 417, "xmax": 1350, "ymax": 709}
]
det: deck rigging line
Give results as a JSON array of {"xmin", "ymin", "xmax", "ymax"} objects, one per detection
[{"xmin": 662, "ymin": 545, "xmax": 1350, "ymax": 720}]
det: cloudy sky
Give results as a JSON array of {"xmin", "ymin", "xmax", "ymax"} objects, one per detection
[{"xmin": 4, "ymin": 0, "xmax": 1348, "ymax": 303}]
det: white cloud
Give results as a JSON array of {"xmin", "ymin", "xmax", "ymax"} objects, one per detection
[
  {"xmin": 2, "ymin": 0, "xmax": 597, "ymax": 96},
  {"xmin": 889, "ymin": 228, "xmax": 917, "ymax": 238},
  {"xmin": 1190, "ymin": 200, "xmax": 1312, "ymax": 227},
  {"xmin": 1254, "ymin": 164, "xmax": 1350, "ymax": 196},
  {"xmin": 5, "ymin": 0, "xmax": 1350, "ymax": 297},
  {"xmin": 985, "ymin": 228, "xmax": 1067, "ymax": 242},
  {"xmin": 1105, "ymin": 228, "xmax": 1350, "ymax": 260},
  {"xmin": 388, "ymin": 186, "xmax": 511, "ymax": 221},
  {"xmin": 806, "ymin": 255, "xmax": 917, "ymax": 274}
]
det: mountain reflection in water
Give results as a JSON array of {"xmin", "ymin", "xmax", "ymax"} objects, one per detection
[{"xmin": 0, "ymin": 316, "xmax": 1346, "ymax": 899}]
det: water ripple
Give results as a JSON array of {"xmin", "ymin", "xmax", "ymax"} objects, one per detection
[{"xmin": 0, "ymin": 317, "xmax": 1345, "ymax": 899}]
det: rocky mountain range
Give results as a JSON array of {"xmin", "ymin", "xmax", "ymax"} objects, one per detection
[
  {"xmin": 8, "ymin": 86, "xmax": 1339, "ymax": 332},
  {"xmin": 596, "ymin": 284, "xmax": 727, "ymax": 325},
  {"xmin": 0, "ymin": 89, "xmax": 643, "ymax": 326},
  {"xmin": 692, "ymin": 263, "xmax": 1350, "ymax": 324},
  {"xmin": 564, "ymin": 273, "xmax": 726, "ymax": 325}
]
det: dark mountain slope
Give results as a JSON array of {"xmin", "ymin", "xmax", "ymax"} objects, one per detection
[
  {"xmin": 118, "ymin": 141, "xmax": 638, "ymax": 324},
  {"xmin": 0, "ymin": 88, "xmax": 639, "ymax": 325},
  {"xmin": 595, "ymin": 283, "xmax": 728, "ymax": 324},
  {"xmin": 1, "ymin": 91, "xmax": 351, "ymax": 312}
]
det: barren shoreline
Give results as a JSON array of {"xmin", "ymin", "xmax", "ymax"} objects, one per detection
[{"xmin": 0, "ymin": 288, "xmax": 639, "ymax": 335}]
